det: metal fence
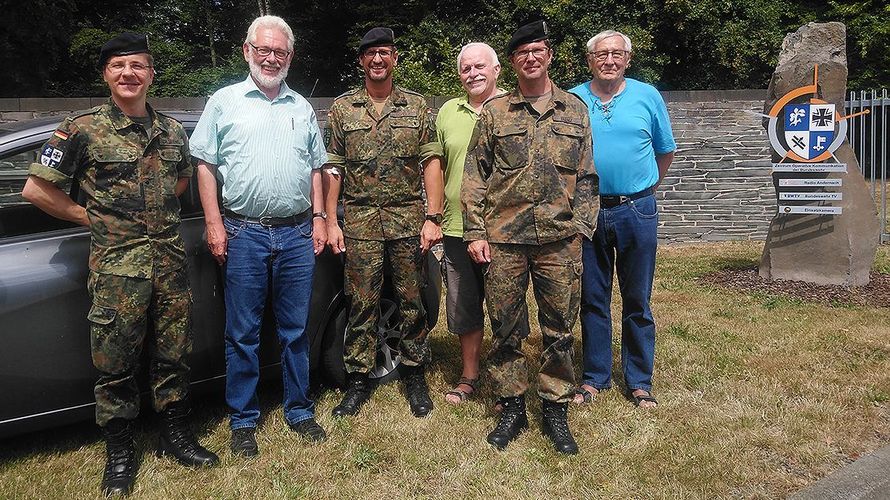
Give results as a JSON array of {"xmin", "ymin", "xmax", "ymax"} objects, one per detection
[{"xmin": 846, "ymin": 89, "xmax": 889, "ymax": 243}]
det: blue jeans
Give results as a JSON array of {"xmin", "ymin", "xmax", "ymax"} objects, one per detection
[
  {"xmin": 580, "ymin": 193, "xmax": 658, "ymax": 393},
  {"xmin": 223, "ymin": 217, "xmax": 315, "ymax": 429}
]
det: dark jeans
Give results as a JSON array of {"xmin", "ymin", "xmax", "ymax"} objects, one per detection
[
  {"xmin": 223, "ymin": 217, "xmax": 316, "ymax": 429},
  {"xmin": 580, "ymin": 193, "xmax": 658, "ymax": 392}
]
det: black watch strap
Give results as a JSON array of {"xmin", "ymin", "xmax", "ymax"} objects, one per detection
[
  {"xmin": 312, "ymin": 211, "xmax": 327, "ymax": 220},
  {"xmin": 425, "ymin": 213, "xmax": 443, "ymax": 225}
]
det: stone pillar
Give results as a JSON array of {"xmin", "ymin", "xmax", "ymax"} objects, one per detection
[{"xmin": 759, "ymin": 22, "xmax": 880, "ymax": 286}]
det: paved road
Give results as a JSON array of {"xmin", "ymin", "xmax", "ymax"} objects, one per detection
[{"xmin": 790, "ymin": 444, "xmax": 890, "ymax": 499}]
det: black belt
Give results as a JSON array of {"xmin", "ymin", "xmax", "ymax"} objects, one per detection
[
  {"xmin": 224, "ymin": 208, "xmax": 311, "ymax": 226},
  {"xmin": 600, "ymin": 188, "xmax": 653, "ymax": 208}
]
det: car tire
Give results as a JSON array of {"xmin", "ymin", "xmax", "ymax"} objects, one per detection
[{"xmin": 320, "ymin": 297, "xmax": 403, "ymax": 389}]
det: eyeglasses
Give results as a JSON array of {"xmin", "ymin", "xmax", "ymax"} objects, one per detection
[
  {"xmin": 513, "ymin": 47, "xmax": 549, "ymax": 61},
  {"xmin": 106, "ymin": 61, "xmax": 152, "ymax": 74},
  {"xmin": 249, "ymin": 42, "xmax": 291, "ymax": 60},
  {"xmin": 589, "ymin": 50, "xmax": 629, "ymax": 62},
  {"xmin": 362, "ymin": 48, "xmax": 394, "ymax": 59}
]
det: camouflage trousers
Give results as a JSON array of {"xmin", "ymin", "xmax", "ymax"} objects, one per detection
[
  {"xmin": 343, "ymin": 236, "xmax": 429, "ymax": 373},
  {"xmin": 87, "ymin": 268, "xmax": 192, "ymax": 426},
  {"xmin": 485, "ymin": 236, "xmax": 581, "ymax": 403}
]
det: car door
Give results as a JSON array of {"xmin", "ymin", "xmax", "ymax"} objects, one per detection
[{"xmin": 0, "ymin": 130, "xmax": 97, "ymax": 437}]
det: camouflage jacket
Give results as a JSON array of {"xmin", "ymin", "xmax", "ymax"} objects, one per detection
[
  {"xmin": 29, "ymin": 100, "xmax": 193, "ymax": 278},
  {"xmin": 325, "ymin": 86, "xmax": 443, "ymax": 241},
  {"xmin": 461, "ymin": 87, "xmax": 598, "ymax": 245}
]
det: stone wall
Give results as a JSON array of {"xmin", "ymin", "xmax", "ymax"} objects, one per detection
[
  {"xmin": 0, "ymin": 91, "xmax": 776, "ymax": 243},
  {"xmin": 659, "ymin": 90, "xmax": 773, "ymax": 243}
]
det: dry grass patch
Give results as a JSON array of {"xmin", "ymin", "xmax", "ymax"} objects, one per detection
[{"xmin": 1, "ymin": 242, "xmax": 888, "ymax": 498}]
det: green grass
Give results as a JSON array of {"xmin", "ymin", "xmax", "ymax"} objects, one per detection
[{"xmin": 1, "ymin": 242, "xmax": 888, "ymax": 499}]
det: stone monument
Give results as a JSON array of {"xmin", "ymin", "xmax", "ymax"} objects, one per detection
[{"xmin": 759, "ymin": 22, "xmax": 880, "ymax": 286}]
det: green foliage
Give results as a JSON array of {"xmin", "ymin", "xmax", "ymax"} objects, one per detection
[
  {"xmin": 0, "ymin": 0, "xmax": 77, "ymax": 96},
  {"xmin": 828, "ymin": 0, "xmax": 890, "ymax": 89},
  {"xmin": 1, "ymin": 0, "xmax": 887, "ymax": 97}
]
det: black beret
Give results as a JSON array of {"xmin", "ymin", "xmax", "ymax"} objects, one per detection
[
  {"xmin": 505, "ymin": 20, "xmax": 549, "ymax": 56},
  {"xmin": 99, "ymin": 32, "xmax": 151, "ymax": 67},
  {"xmin": 359, "ymin": 27, "xmax": 395, "ymax": 54}
]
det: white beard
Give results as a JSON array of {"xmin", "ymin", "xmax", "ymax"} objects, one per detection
[{"xmin": 248, "ymin": 57, "xmax": 289, "ymax": 89}]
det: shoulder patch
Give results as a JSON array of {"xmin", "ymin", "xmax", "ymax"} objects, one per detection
[{"xmin": 40, "ymin": 144, "xmax": 65, "ymax": 168}]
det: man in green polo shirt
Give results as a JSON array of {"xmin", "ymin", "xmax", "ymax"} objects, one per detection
[{"xmin": 436, "ymin": 42, "xmax": 505, "ymax": 405}]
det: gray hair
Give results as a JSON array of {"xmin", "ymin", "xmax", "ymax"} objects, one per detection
[
  {"xmin": 245, "ymin": 15, "xmax": 295, "ymax": 50},
  {"xmin": 586, "ymin": 30, "xmax": 632, "ymax": 53},
  {"xmin": 456, "ymin": 42, "xmax": 499, "ymax": 71}
]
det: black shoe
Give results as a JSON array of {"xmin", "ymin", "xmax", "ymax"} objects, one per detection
[
  {"xmin": 157, "ymin": 402, "xmax": 220, "ymax": 467},
  {"xmin": 288, "ymin": 418, "xmax": 327, "ymax": 442},
  {"xmin": 541, "ymin": 399, "xmax": 578, "ymax": 455},
  {"xmin": 332, "ymin": 373, "xmax": 374, "ymax": 417},
  {"xmin": 400, "ymin": 364, "xmax": 433, "ymax": 417},
  {"xmin": 486, "ymin": 396, "xmax": 528, "ymax": 450},
  {"xmin": 101, "ymin": 418, "xmax": 137, "ymax": 497},
  {"xmin": 230, "ymin": 427, "xmax": 259, "ymax": 457}
]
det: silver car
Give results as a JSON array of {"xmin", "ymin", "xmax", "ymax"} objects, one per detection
[{"xmin": 0, "ymin": 112, "xmax": 440, "ymax": 439}]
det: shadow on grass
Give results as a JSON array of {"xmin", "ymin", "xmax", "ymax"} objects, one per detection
[
  {"xmin": 707, "ymin": 255, "xmax": 758, "ymax": 272},
  {"xmin": 0, "ymin": 380, "xmax": 285, "ymax": 466}
]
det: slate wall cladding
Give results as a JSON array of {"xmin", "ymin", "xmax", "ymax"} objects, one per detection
[
  {"xmin": 659, "ymin": 90, "xmax": 774, "ymax": 243},
  {"xmin": 1, "ymin": 91, "xmax": 777, "ymax": 243}
]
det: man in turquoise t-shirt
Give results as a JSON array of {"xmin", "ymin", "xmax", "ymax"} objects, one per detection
[
  {"xmin": 435, "ymin": 42, "xmax": 503, "ymax": 405},
  {"xmin": 569, "ymin": 30, "xmax": 675, "ymax": 409}
]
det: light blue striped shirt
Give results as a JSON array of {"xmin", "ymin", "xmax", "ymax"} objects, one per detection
[{"xmin": 190, "ymin": 76, "xmax": 328, "ymax": 217}]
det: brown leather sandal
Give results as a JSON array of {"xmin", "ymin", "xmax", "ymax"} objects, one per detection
[{"xmin": 445, "ymin": 377, "xmax": 479, "ymax": 404}]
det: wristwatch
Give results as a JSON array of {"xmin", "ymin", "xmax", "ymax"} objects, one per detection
[
  {"xmin": 312, "ymin": 211, "xmax": 327, "ymax": 220},
  {"xmin": 424, "ymin": 213, "xmax": 443, "ymax": 225}
]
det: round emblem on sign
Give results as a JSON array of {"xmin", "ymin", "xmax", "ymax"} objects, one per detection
[{"xmin": 766, "ymin": 65, "xmax": 852, "ymax": 164}]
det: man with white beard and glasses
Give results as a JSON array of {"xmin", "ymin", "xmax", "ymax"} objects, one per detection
[{"xmin": 190, "ymin": 15, "xmax": 329, "ymax": 457}]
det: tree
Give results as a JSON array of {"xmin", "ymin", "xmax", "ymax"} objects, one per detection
[{"xmin": 1, "ymin": 0, "xmax": 886, "ymax": 98}]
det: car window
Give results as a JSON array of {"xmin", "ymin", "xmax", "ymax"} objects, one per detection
[
  {"xmin": 0, "ymin": 121, "xmax": 206, "ymax": 239},
  {"xmin": 0, "ymin": 144, "xmax": 77, "ymax": 238}
]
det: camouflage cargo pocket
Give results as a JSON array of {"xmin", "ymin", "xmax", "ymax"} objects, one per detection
[
  {"xmin": 88, "ymin": 303, "xmax": 117, "ymax": 343},
  {"xmin": 343, "ymin": 121, "xmax": 374, "ymax": 161},
  {"xmin": 158, "ymin": 146, "xmax": 183, "ymax": 196},
  {"xmin": 390, "ymin": 116, "xmax": 420, "ymax": 157},
  {"xmin": 492, "ymin": 124, "xmax": 528, "ymax": 170},
  {"xmin": 551, "ymin": 120, "xmax": 584, "ymax": 169},
  {"xmin": 90, "ymin": 145, "xmax": 140, "ymax": 193}
]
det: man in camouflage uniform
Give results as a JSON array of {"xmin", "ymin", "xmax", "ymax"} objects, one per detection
[
  {"xmin": 323, "ymin": 27, "xmax": 444, "ymax": 418},
  {"xmin": 462, "ymin": 21, "xmax": 599, "ymax": 454},
  {"xmin": 22, "ymin": 33, "xmax": 218, "ymax": 496}
]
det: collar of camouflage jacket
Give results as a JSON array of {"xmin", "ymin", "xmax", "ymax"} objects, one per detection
[
  {"xmin": 350, "ymin": 86, "xmax": 409, "ymax": 107},
  {"xmin": 507, "ymin": 86, "xmax": 570, "ymax": 107},
  {"xmin": 105, "ymin": 98, "xmax": 168, "ymax": 135}
]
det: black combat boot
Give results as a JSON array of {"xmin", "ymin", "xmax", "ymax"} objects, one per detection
[
  {"xmin": 399, "ymin": 364, "xmax": 433, "ymax": 417},
  {"xmin": 101, "ymin": 418, "xmax": 137, "ymax": 497},
  {"xmin": 157, "ymin": 402, "xmax": 220, "ymax": 467},
  {"xmin": 541, "ymin": 399, "xmax": 579, "ymax": 455},
  {"xmin": 332, "ymin": 372, "xmax": 374, "ymax": 417},
  {"xmin": 486, "ymin": 396, "xmax": 528, "ymax": 450}
]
